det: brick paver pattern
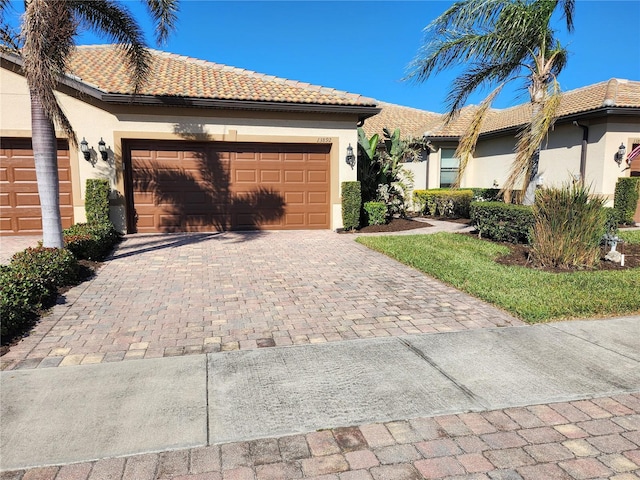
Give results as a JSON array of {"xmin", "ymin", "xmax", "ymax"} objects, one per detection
[
  {"xmin": 2, "ymin": 393, "xmax": 639, "ymax": 479},
  {"xmin": 1, "ymin": 231, "xmax": 521, "ymax": 370}
]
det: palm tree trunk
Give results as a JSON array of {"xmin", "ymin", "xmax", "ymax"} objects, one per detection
[
  {"xmin": 523, "ymin": 80, "xmax": 545, "ymax": 206},
  {"xmin": 30, "ymin": 90, "xmax": 64, "ymax": 248},
  {"xmin": 523, "ymin": 149, "xmax": 540, "ymax": 205}
]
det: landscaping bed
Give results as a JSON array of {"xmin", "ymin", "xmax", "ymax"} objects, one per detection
[{"xmin": 356, "ymin": 232, "xmax": 640, "ymax": 322}]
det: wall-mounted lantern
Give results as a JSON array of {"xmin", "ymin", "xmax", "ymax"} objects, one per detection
[
  {"xmin": 98, "ymin": 137, "xmax": 108, "ymax": 161},
  {"xmin": 345, "ymin": 143, "xmax": 355, "ymax": 169},
  {"xmin": 80, "ymin": 137, "xmax": 91, "ymax": 162},
  {"xmin": 615, "ymin": 143, "xmax": 627, "ymax": 167}
]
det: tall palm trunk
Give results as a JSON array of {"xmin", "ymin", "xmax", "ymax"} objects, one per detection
[
  {"xmin": 30, "ymin": 90, "xmax": 63, "ymax": 248},
  {"xmin": 522, "ymin": 76, "xmax": 546, "ymax": 206}
]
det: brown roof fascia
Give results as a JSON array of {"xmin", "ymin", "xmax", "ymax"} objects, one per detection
[{"xmin": 100, "ymin": 93, "xmax": 381, "ymax": 119}]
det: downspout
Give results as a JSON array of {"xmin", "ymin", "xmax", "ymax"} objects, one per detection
[{"xmin": 573, "ymin": 121, "xmax": 589, "ymax": 185}]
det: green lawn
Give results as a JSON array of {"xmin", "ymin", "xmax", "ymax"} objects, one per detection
[{"xmin": 356, "ymin": 232, "xmax": 640, "ymax": 323}]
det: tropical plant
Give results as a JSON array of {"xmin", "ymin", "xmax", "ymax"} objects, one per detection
[
  {"xmin": 0, "ymin": 0, "xmax": 179, "ymax": 247},
  {"xmin": 357, "ymin": 127, "xmax": 429, "ymax": 217},
  {"xmin": 408, "ymin": 0, "xmax": 575, "ymax": 205},
  {"xmin": 531, "ymin": 183, "xmax": 607, "ymax": 268}
]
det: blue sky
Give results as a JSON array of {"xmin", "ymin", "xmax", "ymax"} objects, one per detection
[{"xmin": 7, "ymin": 1, "xmax": 640, "ymax": 112}]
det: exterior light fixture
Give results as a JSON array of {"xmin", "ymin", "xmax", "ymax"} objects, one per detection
[
  {"xmin": 615, "ymin": 143, "xmax": 626, "ymax": 167},
  {"xmin": 345, "ymin": 143, "xmax": 355, "ymax": 169},
  {"xmin": 98, "ymin": 137, "xmax": 108, "ymax": 161},
  {"xmin": 80, "ymin": 137, "xmax": 91, "ymax": 162}
]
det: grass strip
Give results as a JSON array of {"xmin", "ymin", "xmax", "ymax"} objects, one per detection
[{"xmin": 356, "ymin": 232, "xmax": 640, "ymax": 323}]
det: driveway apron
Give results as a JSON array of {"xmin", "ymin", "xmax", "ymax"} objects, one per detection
[{"xmin": 1, "ymin": 230, "xmax": 521, "ymax": 370}]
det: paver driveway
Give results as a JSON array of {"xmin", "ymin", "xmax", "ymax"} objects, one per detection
[{"xmin": 1, "ymin": 230, "xmax": 521, "ymax": 370}]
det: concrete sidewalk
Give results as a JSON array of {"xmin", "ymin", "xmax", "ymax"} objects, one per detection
[{"xmin": 1, "ymin": 316, "xmax": 639, "ymax": 474}]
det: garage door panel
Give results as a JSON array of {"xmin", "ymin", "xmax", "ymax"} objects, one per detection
[
  {"xmin": 284, "ymin": 152, "xmax": 304, "ymax": 161},
  {"xmin": 284, "ymin": 192, "xmax": 305, "ymax": 205},
  {"xmin": 17, "ymin": 216, "xmax": 43, "ymax": 232},
  {"xmin": 13, "ymin": 168, "xmax": 38, "ymax": 182},
  {"xmin": 308, "ymin": 213, "xmax": 328, "ymax": 227},
  {"xmin": 128, "ymin": 141, "xmax": 329, "ymax": 232},
  {"xmin": 308, "ymin": 192, "xmax": 328, "ymax": 205},
  {"xmin": 308, "ymin": 171, "xmax": 327, "ymax": 183},
  {"xmin": 260, "ymin": 170, "xmax": 281, "ymax": 183},
  {"xmin": 235, "ymin": 170, "xmax": 257, "ymax": 183},
  {"xmin": 284, "ymin": 170, "xmax": 304, "ymax": 183},
  {"xmin": 1, "ymin": 138, "xmax": 74, "ymax": 235},
  {"xmin": 15, "ymin": 192, "xmax": 41, "ymax": 206}
]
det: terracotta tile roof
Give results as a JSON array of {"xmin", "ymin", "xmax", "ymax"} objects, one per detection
[
  {"xmin": 361, "ymin": 102, "xmax": 442, "ymax": 139},
  {"xmin": 66, "ymin": 45, "xmax": 377, "ymax": 107},
  {"xmin": 364, "ymin": 79, "xmax": 640, "ymax": 140}
]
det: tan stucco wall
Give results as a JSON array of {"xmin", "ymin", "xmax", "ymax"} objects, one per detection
[
  {"xmin": 452, "ymin": 116, "xmax": 640, "ymax": 204},
  {"xmin": 1, "ymin": 66, "xmax": 361, "ymax": 232}
]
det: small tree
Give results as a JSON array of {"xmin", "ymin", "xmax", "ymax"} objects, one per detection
[{"xmin": 357, "ymin": 127, "xmax": 429, "ymax": 218}]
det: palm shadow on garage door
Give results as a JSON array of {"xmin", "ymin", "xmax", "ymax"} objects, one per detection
[{"xmin": 124, "ymin": 141, "xmax": 287, "ymax": 233}]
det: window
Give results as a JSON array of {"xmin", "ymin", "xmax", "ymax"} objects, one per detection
[{"xmin": 440, "ymin": 148, "xmax": 460, "ymax": 187}]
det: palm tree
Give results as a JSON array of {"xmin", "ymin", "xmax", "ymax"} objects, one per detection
[
  {"xmin": 0, "ymin": 0, "xmax": 178, "ymax": 247},
  {"xmin": 408, "ymin": 0, "xmax": 574, "ymax": 204}
]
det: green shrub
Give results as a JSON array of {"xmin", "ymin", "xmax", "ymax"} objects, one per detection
[
  {"xmin": 10, "ymin": 247, "xmax": 80, "ymax": 290},
  {"xmin": 413, "ymin": 189, "xmax": 473, "ymax": 218},
  {"xmin": 613, "ymin": 177, "xmax": 640, "ymax": 225},
  {"xmin": 85, "ymin": 179, "xmax": 111, "ymax": 224},
  {"xmin": 602, "ymin": 207, "xmax": 619, "ymax": 236},
  {"xmin": 470, "ymin": 188, "xmax": 522, "ymax": 203},
  {"xmin": 471, "ymin": 188, "xmax": 502, "ymax": 202},
  {"xmin": 470, "ymin": 201, "xmax": 534, "ymax": 244},
  {"xmin": 1, "ymin": 247, "xmax": 79, "ymax": 342},
  {"xmin": 531, "ymin": 184, "xmax": 607, "ymax": 269},
  {"xmin": 341, "ymin": 181, "xmax": 362, "ymax": 231},
  {"xmin": 64, "ymin": 222, "xmax": 121, "ymax": 260},
  {"xmin": 364, "ymin": 201, "xmax": 387, "ymax": 226}
]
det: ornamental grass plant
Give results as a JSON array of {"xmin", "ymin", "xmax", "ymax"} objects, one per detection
[{"xmin": 531, "ymin": 183, "xmax": 606, "ymax": 269}]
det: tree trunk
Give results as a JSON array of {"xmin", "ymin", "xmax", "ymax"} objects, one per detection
[
  {"xmin": 523, "ymin": 81, "xmax": 545, "ymax": 206},
  {"xmin": 30, "ymin": 90, "xmax": 64, "ymax": 248},
  {"xmin": 523, "ymin": 149, "xmax": 540, "ymax": 205}
]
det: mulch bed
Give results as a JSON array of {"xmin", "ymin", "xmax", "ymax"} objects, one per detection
[
  {"xmin": 474, "ymin": 234, "xmax": 640, "ymax": 272},
  {"xmin": 345, "ymin": 216, "xmax": 638, "ymax": 272},
  {"xmin": 341, "ymin": 217, "xmax": 434, "ymax": 234}
]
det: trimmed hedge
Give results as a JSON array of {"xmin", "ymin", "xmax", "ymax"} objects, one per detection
[
  {"xmin": 470, "ymin": 201, "xmax": 535, "ymax": 244},
  {"xmin": 364, "ymin": 201, "xmax": 387, "ymax": 226},
  {"xmin": 1, "ymin": 248, "xmax": 80, "ymax": 341},
  {"xmin": 64, "ymin": 222, "xmax": 121, "ymax": 260},
  {"xmin": 341, "ymin": 181, "xmax": 361, "ymax": 230},
  {"xmin": 85, "ymin": 179, "xmax": 111, "ymax": 224},
  {"xmin": 413, "ymin": 189, "xmax": 473, "ymax": 218},
  {"xmin": 614, "ymin": 177, "xmax": 640, "ymax": 225}
]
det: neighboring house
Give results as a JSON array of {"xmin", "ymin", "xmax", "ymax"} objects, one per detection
[
  {"xmin": 364, "ymin": 79, "xmax": 640, "ymax": 208},
  {"xmin": 1, "ymin": 45, "xmax": 379, "ymax": 235}
]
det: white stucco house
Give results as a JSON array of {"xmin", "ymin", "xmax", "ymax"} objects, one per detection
[{"xmin": 364, "ymin": 79, "xmax": 640, "ymax": 212}]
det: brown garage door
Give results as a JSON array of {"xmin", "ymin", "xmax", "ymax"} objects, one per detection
[
  {"xmin": 0, "ymin": 138, "xmax": 74, "ymax": 235},
  {"xmin": 125, "ymin": 140, "xmax": 330, "ymax": 233}
]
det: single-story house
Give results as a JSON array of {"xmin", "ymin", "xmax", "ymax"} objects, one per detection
[
  {"xmin": 363, "ymin": 79, "xmax": 640, "ymax": 218},
  {"xmin": 2, "ymin": 44, "xmax": 638, "ymax": 235},
  {"xmin": 1, "ymin": 45, "xmax": 379, "ymax": 234}
]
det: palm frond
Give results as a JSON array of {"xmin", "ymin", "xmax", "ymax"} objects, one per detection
[
  {"xmin": 144, "ymin": 0, "xmax": 179, "ymax": 45},
  {"xmin": 503, "ymin": 80, "xmax": 562, "ymax": 194},
  {"xmin": 446, "ymin": 61, "xmax": 518, "ymax": 118},
  {"xmin": 559, "ymin": 0, "xmax": 575, "ymax": 32},
  {"xmin": 70, "ymin": 0, "xmax": 150, "ymax": 93},
  {"xmin": 453, "ymin": 85, "xmax": 503, "ymax": 187}
]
